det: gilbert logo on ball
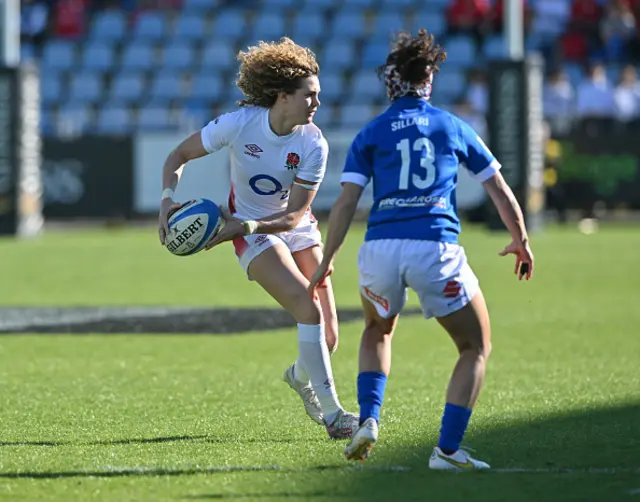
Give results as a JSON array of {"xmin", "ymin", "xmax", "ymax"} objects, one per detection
[{"xmin": 166, "ymin": 198, "xmax": 223, "ymax": 256}]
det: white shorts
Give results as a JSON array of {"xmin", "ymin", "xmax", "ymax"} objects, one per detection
[
  {"xmin": 358, "ymin": 239, "xmax": 480, "ymax": 320},
  {"xmin": 232, "ymin": 222, "xmax": 322, "ymax": 277}
]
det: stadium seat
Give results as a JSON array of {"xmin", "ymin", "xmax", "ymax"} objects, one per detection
[
  {"xmin": 431, "ymin": 70, "xmax": 466, "ymax": 102},
  {"xmin": 42, "ymin": 41, "xmax": 76, "ymax": 71},
  {"xmin": 91, "ymin": 10, "xmax": 127, "ymax": 41},
  {"xmin": 344, "ymin": 0, "xmax": 376, "ymax": 7},
  {"xmin": 251, "ymin": 12, "xmax": 287, "ymax": 41},
  {"xmin": 562, "ymin": 63, "xmax": 583, "ymax": 88},
  {"xmin": 361, "ymin": 41, "xmax": 390, "ymax": 69},
  {"xmin": 150, "ymin": 73, "xmax": 183, "ymax": 101},
  {"xmin": 411, "ymin": 11, "xmax": 447, "ymax": 38},
  {"xmin": 41, "ymin": 73, "xmax": 65, "ymax": 105},
  {"xmin": 331, "ymin": 11, "xmax": 366, "ymax": 39},
  {"xmin": 317, "ymin": 72, "xmax": 343, "ymax": 104},
  {"xmin": 57, "ymin": 105, "xmax": 92, "ymax": 134},
  {"xmin": 174, "ymin": 14, "xmax": 207, "ymax": 40},
  {"xmin": 381, "ymin": 0, "xmax": 416, "ymax": 7},
  {"xmin": 263, "ymin": 0, "xmax": 297, "ymax": 7},
  {"xmin": 336, "ymin": 104, "xmax": 376, "ymax": 129},
  {"xmin": 444, "ymin": 36, "xmax": 477, "ymax": 68},
  {"xmin": 321, "ymin": 40, "xmax": 356, "ymax": 70},
  {"xmin": 21, "ymin": 43, "xmax": 36, "ymax": 62},
  {"xmin": 191, "ymin": 74, "xmax": 225, "ymax": 101},
  {"xmin": 132, "ymin": 12, "xmax": 167, "ymax": 41},
  {"xmin": 137, "ymin": 107, "xmax": 173, "ymax": 131},
  {"xmin": 120, "ymin": 44, "xmax": 155, "ymax": 71},
  {"xmin": 350, "ymin": 71, "xmax": 385, "ymax": 102},
  {"xmin": 161, "ymin": 42, "xmax": 196, "ymax": 71},
  {"xmin": 371, "ymin": 12, "xmax": 406, "ymax": 41},
  {"xmin": 201, "ymin": 41, "xmax": 236, "ymax": 70},
  {"xmin": 96, "ymin": 107, "xmax": 133, "ymax": 134},
  {"xmin": 291, "ymin": 12, "xmax": 326, "ymax": 40},
  {"xmin": 483, "ymin": 36, "xmax": 507, "ymax": 61},
  {"xmin": 82, "ymin": 43, "xmax": 115, "ymax": 72},
  {"xmin": 109, "ymin": 72, "xmax": 146, "ymax": 103},
  {"xmin": 212, "ymin": 10, "xmax": 247, "ymax": 39},
  {"xmin": 68, "ymin": 72, "xmax": 102, "ymax": 103},
  {"xmin": 183, "ymin": 0, "xmax": 221, "ymax": 12}
]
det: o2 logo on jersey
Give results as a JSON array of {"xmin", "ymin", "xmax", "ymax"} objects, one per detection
[{"xmin": 249, "ymin": 174, "xmax": 290, "ymax": 200}]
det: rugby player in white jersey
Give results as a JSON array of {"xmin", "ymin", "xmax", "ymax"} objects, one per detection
[{"xmin": 158, "ymin": 38, "xmax": 358, "ymax": 440}]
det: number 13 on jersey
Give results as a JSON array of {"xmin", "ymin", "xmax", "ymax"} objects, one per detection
[{"xmin": 396, "ymin": 138, "xmax": 436, "ymax": 190}]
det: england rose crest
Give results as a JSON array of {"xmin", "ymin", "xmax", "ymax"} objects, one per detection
[{"xmin": 285, "ymin": 152, "xmax": 300, "ymax": 170}]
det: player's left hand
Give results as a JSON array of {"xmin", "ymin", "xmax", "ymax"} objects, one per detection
[
  {"xmin": 308, "ymin": 261, "xmax": 334, "ymax": 297},
  {"xmin": 205, "ymin": 206, "xmax": 243, "ymax": 250}
]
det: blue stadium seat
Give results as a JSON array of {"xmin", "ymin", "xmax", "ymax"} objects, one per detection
[
  {"xmin": 120, "ymin": 44, "xmax": 155, "ymax": 71},
  {"xmin": 183, "ymin": 0, "xmax": 221, "ymax": 11},
  {"xmin": 96, "ymin": 107, "xmax": 133, "ymax": 134},
  {"xmin": 411, "ymin": 11, "xmax": 447, "ymax": 38},
  {"xmin": 344, "ymin": 0, "xmax": 376, "ymax": 7},
  {"xmin": 431, "ymin": 70, "xmax": 466, "ymax": 102},
  {"xmin": 331, "ymin": 11, "xmax": 366, "ymax": 39},
  {"xmin": 263, "ymin": 0, "xmax": 297, "ymax": 7},
  {"xmin": 381, "ymin": 0, "xmax": 416, "ymax": 7},
  {"xmin": 371, "ymin": 12, "xmax": 406, "ymax": 40},
  {"xmin": 562, "ymin": 63, "xmax": 583, "ymax": 88},
  {"xmin": 42, "ymin": 41, "xmax": 76, "ymax": 71},
  {"xmin": 57, "ymin": 105, "xmax": 92, "ymax": 134},
  {"xmin": 150, "ymin": 73, "xmax": 183, "ymax": 101},
  {"xmin": 317, "ymin": 72, "xmax": 343, "ymax": 104},
  {"xmin": 191, "ymin": 74, "xmax": 224, "ymax": 101},
  {"xmin": 178, "ymin": 106, "xmax": 210, "ymax": 130},
  {"xmin": 361, "ymin": 41, "xmax": 389, "ymax": 69},
  {"xmin": 68, "ymin": 73, "xmax": 102, "ymax": 103},
  {"xmin": 291, "ymin": 12, "xmax": 326, "ymax": 40},
  {"xmin": 161, "ymin": 42, "xmax": 196, "ymax": 71},
  {"xmin": 483, "ymin": 36, "xmax": 507, "ymax": 61},
  {"xmin": 110, "ymin": 72, "xmax": 145, "ymax": 103},
  {"xmin": 91, "ymin": 10, "xmax": 126, "ymax": 41},
  {"xmin": 41, "ymin": 73, "xmax": 64, "ymax": 105},
  {"xmin": 337, "ymin": 104, "xmax": 376, "ymax": 129},
  {"xmin": 444, "ymin": 36, "xmax": 477, "ymax": 68},
  {"xmin": 227, "ymin": 85, "xmax": 245, "ymax": 104},
  {"xmin": 311, "ymin": 109, "xmax": 332, "ymax": 129},
  {"xmin": 132, "ymin": 12, "xmax": 167, "ymax": 41},
  {"xmin": 302, "ymin": 0, "xmax": 336, "ymax": 8},
  {"xmin": 212, "ymin": 10, "xmax": 246, "ymax": 39},
  {"xmin": 138, "ymin": 107, "xmax": 173, "ymax": 131},
  {"xmin": 201, "ymin": 41, "xmax": 236, "ymax": 70},
  {"xmin": 321, "ymin": 40, "xmax": 355, "ymax": 70},
  {"xmin": 174, "ymin": 14, "xmax": 207, "ymax": 40},
  {"xmin": 251, "ymin": 12, "xmax": 287, "ymax": 40},
  {"xmin": 82, "ymin": 43, "xmax": 115, "ymax": 71},
  {"xmin": 350, "ymin": 71, "xmax": 385, "ymax": 102},
  {"xmin": 21, "ymin": 43, "xmax": 36, "ymax": 62}
]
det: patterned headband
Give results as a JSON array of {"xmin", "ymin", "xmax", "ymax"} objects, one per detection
[{"xmin": 384, "ymin": 65, "xmax": 432, "ymax": 101}]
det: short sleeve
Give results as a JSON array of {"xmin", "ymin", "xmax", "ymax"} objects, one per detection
[
  {"xmin": 340, "ymin": 130, "xmax": 372, "ymax": 187},
  {"xmin": 456, "ymin": 118, "xmax": 501, "ymax": 182},
  {"xmin": 297, "ymin": 136, "xmax": 328, "ymax": 185},
  {"xmin": 200, "ymin": 111, "xmax": 242, "ymax": 154}
]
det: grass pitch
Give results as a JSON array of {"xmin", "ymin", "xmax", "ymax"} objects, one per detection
[{"xmin": 0, "ymin": 222, "xmax": 638, "ymax": 501}]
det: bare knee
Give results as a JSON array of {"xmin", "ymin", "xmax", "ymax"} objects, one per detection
[
  {"xmin": 292, "ymin": 295, "xmax": 322, "ymax": 325},
  {"xmin": 363, "ymin": 316, "xmax": 395, "ymax": 343},
  {"xmin": 458, "ymin": 338, "xmax": 491, "ymax": 360}
]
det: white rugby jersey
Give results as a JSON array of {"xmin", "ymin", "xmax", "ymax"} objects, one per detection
[{"xmin": 200, "ymin": 106, "xmax": 328, "ymax": 227}]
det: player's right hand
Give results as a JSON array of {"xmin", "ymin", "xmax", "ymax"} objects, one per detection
[
  {"xmin": 498, "ymin": 239, "xmax": 534, "ymax": 280},
  {"xmin": 307, "ymin": 261, "xmax": 335, "ymax": 299},
  {"xmin": 158, "ymin": 198, "xmax": 182, "ymax": 246}
]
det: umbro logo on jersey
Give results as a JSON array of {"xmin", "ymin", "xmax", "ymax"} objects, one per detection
[{"xmin": 244, "ymin": 144, "xmax": 263, "ymax": 158}]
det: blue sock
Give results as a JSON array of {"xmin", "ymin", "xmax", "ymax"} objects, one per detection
[
  {"xmin": 357, "ymin": 372, "xmax": 387, "ymax": 425},
  {"xmin": 438, "ymin": 403, "xmax": 472, "ymax": 454}
]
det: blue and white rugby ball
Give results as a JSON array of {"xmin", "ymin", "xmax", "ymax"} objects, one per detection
[{"xmin": 165, "ymin": 198, "xmax": 223, "ymax": 256}]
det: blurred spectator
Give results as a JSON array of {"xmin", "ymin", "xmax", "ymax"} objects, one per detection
[
  {"xmin": 544, "ymin": 69, "xmax": 576, "ymax": 135},
  {"xmin": 613, "ymin": 65, "xmax": 640, "ymax": 120},
  {"xmin": 53, "ymin": 0, "xmax": 87, "ymax": 39},
  {"xmin": 576, "ymin": 63, "xmax": 616, "ymax": 118},
  {"xmin": 488, "ymin": 0, "xmax": 532, "ymax": 34},
  {"xmin": 446, "ymin": 0, "xmax": 491, "ymax": 46},
  {"xmin": 453, "ymin": 97, "xmax": 488, "ymax": 139},
  {"xmin": 570, "ymin": 0, "xmax": 602, "ymax": 34},
  {"xmin": 21, "ymin": 0, "xmax": 49, "ymax": 55},
  {"xmin": 560, "ymin": 27, "xmax": 590, "ymax": 62},
  {"xmin": 465, "ymin": 69, "xmax": 488, "ymax": 115},
  {"xmin": 599, "ymin": 0, "xmax": 637, "ymax": 61}
]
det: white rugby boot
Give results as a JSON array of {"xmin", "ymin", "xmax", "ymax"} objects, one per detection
[
  {"xmin": 429, "ymin": 446, "xmax": 490, "ymax": 471},
  {"xmin": 283, "ymin": 362, "xmax": 324, "ymax": 425},
  {"xmin": 325, "ymin": 409, "xmax": 359, "ymax": 440},
  {"xmin": 344, "ymin": 417, "xmax": 378, "ymax": 461}
]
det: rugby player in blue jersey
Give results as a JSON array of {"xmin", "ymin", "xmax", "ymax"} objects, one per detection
[{"xmin": 308, "ymin": 29, "xmax": 534, "ymax": 469}]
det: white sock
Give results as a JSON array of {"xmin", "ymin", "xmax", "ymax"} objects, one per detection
[
  {"xmin": 297, "ymin": 323, "xmax": 342, "ymax": 423},
  {"xmin": 295, "ymin": 340, "xmax": 336, "ymax": 384}
]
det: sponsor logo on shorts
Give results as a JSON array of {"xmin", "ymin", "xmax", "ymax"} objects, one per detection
[
  {"xmin": 244, "ymin": 144, "xmax": 263, "ymax": 158},
  {"xmin": 443, "ymin": 280, "xmax": 461, "ymax": 299},
  {"xmin": 364, "ymin": 287, "xmax": 389, "ymax": 311},
  {"xmin": 254, "ymin": 235, "xmax": 269, "ymax": 246},
  {"xmin": 378, "ymin": 195, "xmax": 447, "ymax": 210}
]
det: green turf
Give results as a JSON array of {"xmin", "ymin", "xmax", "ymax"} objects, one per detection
[{"xmin": 1, "ymin": 223, "xmax": 639, "ymax": 501}]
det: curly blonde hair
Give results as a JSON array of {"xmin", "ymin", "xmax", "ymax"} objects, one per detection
[{"xmin": 235, "ymin": 37, "xmax": 319, "ymax": 108}]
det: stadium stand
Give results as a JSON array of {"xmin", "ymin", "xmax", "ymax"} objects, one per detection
[{"xmin": 20, "ymin": 0, "xmax": 640, "ymax": 136}]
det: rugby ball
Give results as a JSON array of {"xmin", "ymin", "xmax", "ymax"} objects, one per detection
[{"xmin": 165, "ymin": 198, "xmax": 223, "ymax": 256}]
